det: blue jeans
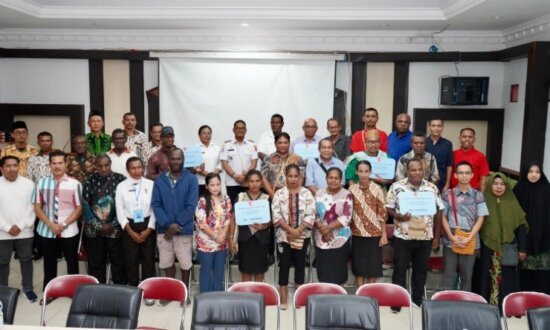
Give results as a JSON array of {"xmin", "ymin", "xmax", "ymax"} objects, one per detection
[{"xmin": 197, "ymin": 249, "xmax": 227, "ymax": 293}]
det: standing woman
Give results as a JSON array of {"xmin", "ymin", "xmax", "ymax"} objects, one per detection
[
  {"xmin": 262, "ymin": 132, "xmax": 305, "ymax": 199},
  {"xmin": 228, "ymin": 170, "xmax": 271, "ymax": 282},
  {"xmin": 479, "ymin": 173, "xmax": 527, "ymax": 306},
  {"xmin": 193, "ymin": 125, "xmax": 222, "ymax": 197},
  {"xmin": 115, "ymin": 157, "xmax": 156, "ymax": 286},
  {"xmin": 348, "ymin": 160, "xmax": 388, "ymax": 286},
  {"xmin": 195, "ymin": 173, "xmax": 232, "ymax": 293},
  {"xmin": 314, "ymin": 167, "xmax": 353, "ymax": 285},
  {"xmin": 513, "ymin": 162, "xmax": 550, "ymax": 294},
  {"xmin": 272, "ymin": 164, "xmax": 315, "ymax": 309}
]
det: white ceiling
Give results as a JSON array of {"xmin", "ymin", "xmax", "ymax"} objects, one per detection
[{"xmin": 0, "ymin": 0, "xmax": 549, "ymax": 51}]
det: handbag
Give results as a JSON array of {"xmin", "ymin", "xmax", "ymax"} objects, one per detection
[
  {"xmin": 501, "ymin": 242, "xmax": 519, "ymax": 266},
  {"xmin": 450, "ymin": 190, "xmax": 476, "ymax": 255}
]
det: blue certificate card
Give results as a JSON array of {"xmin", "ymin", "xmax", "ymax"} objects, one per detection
[
  {"xmin": 398, "ymin": 191, "xmax": 437, "ymax": 216},
  {"xmin": 184, "ymin": 145, "xmax": 204, "ymax": 168},
  {"xmin": 294, "ymin": 143, "xmax": 319, "ymax": 159},
  {"xmin": 234, "ymin": 200, "xmax": 271, "ymax": 226},
  {"xmin": 367, "ymin": 157, "xmax": 396, "ymax": 180}
]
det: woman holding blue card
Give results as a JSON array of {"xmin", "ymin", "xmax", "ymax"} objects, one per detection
[
  {"xmin": 228, "ymin": 170, "xmax": 271, "ymax": 282},
  {"xmin": 195, "ymin": 173, "xmax": 232, "ymax": 292}
]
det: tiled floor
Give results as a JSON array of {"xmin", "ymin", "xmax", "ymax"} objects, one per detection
[{"xmin": 5, "ymin": 257, "xmax": 529, "ymax": 329}]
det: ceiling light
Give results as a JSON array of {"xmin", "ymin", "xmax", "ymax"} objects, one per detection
[
  {"xmin": 241, "ymin": 23, "xmax": 250, "ymax": 27},
  {"xmin": 493, "ymin": 16, "xmax": 503, "ymax": 20}
]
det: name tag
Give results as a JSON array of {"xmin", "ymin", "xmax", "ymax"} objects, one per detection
[{"xmin": 132, "ymin": 209, "xmax": 145, "ymax": 223}]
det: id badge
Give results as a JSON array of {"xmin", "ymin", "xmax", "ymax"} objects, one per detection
[{"xmin": 132, "ymin": 209, "xmax": 145, "ymax": 223}]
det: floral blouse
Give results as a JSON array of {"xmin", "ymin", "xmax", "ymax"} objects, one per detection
[
  {"xmin": 272, "ymin": 187, "xmax": 315, "ymax": 244},
  {"xmin": 261, "ymin": 152, "xmax": 305, "ymax": 190},
  {"xmin": 349, "ymin": 182, "xmax": 388, "ymax": 237},
  {"xmin": 195, "ymin": 195, "xmax": 232, "ymax": 252},
  {"xmin": 314, "ymin": 189, "xmax": 353, "ymax": 249}
]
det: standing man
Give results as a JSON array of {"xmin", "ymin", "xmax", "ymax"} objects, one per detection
[
  {"xmin": 146, "ymin": 126, "xmax": 176, "ymax": 181},
  {"xmin": 395, "ymin": 132, "xmax": 439, "ymax": 184},
  {"xmin": 290, "ymin": 118, "xmax": 322, "ymax": 153},
  {"xmin": 141, "ymin": 122, "xmax": 163, "ymax": 170},
  {"xmin": 85, "ymin": 111, "xmax": 111, "ymax": 156},
  {"xmin": 305, "ymin": 138, "xmax": 345, "ymax": 194},
  {"xmin": 122, "ymin": 112, "xmax": 147, "ymax": 158},
  {"xmin": 345, "ymin": 130, "xmax": 391, "ymax": 186},
  {"xmin": 257, "ymin": 114, "xmax": 285, "ymax": 162},
  {"xmin": 0, "ymin": 156, "xmax": 37, "ymax": 302},
  {"xmin": 220, "ymin": 120, "xmax": 258, "ymax": 202},
  {"xmin": 350, "ymin": 108, "xmax": 388, "ymax": 153},
  {"xmin": 28, "ymin": 131, "xmax": 55, "ymax": 183},
  {"xmin": 387, "ymin": 113, "xmax": 413, "ymax": 161},
  {"xmin": 108, "ymin": 129, "xmax": 137, "ymax": 178},
  {"xmin": 386, "ymin": 159, "xmax": 444, "ymax": 308},
  {"xmin": 0, "ymin": 121, "xmax": 38, "ymax": 178},
  {"xmin": 425, "ymin": 118, "xmax": 453, "ymax": 192},
  {"xmin": 33, "ymin": 150, "xmax": 82, "ymax": 297},
  {"xmin": 451, "ymin": 128, "xmax": 490, "ymax": 192},
  {"xmin": 66, "ymin": 135, "xmax": 96, "ymax": 184},
  {"xmin": 152, "ymin": 148, "xmax": 198, "ymax": 289},
  {"xmin": 326, "ymin": 118, "xmax": 351, "ymax": 161},
  {"xmin": 82, "ymin": 154, "xmax": 127, "ymax": 284}
]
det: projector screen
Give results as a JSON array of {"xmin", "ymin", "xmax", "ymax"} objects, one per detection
[{"xmin": 159, "ymin": 58, "xmax": 336, "ymax": 148}]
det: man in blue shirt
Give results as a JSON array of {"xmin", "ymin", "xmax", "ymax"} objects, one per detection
[
  {"xmin": 425, "ymin": 118, "xmax": 453, "ymax": 192},
  {"xmin": 305, "ymin": 138, "xmax": 345, "ymax": 194},
  {"xmin": 387, "ymin": 113, "xmax": 413, "ymax": 161}
]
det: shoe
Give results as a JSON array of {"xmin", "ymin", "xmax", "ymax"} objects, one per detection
[
  {"xmin": 280, "ymin": 303, "xmax": 288, "ymax": 310},
  {"xmin": 39, "ymin": 297, "xmax": 55, "ymax": 306},
  {"xmin": 158, "ymin": 299, "xmax": 170, "ymax": 306},
  {"xmin": 185, "ymin": 297, "xmax": 192, "ymax": 306},
  {"xmin": 33, "ymin": 252, "xmax": 43, "ymax": 261},
  {"xmin": 412, "ymin": 302, "xmax": 422, "ymax": 309},
  {"xmin": 390, "ymin": 306, "xmax": 401, "ymax": 313},
  {"xmin": 144, "ymin": 299, "xmax": 155, "ymax": 306},
  {"xmin": 24, "ymin": 291, "xmax": 38, "ymax": 303}
]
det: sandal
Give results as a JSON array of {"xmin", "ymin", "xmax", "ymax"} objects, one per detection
[{"xmin": 39, "ymin": 297, "xmax": 55, "ymax": 306}]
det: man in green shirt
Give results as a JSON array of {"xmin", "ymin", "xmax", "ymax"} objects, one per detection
[{"xmin": 85, "ymin": 111, "xmax": 111, "ymax": 155}]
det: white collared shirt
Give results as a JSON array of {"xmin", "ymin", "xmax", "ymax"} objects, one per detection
[
  {"xmin": 220, "ymin": 139, "xmax": 258, "ymax": 186},
  {"xmin": 108, "ymin": 148, "xmax": 137, "ymax": 178},
  {"xmin": 115, "ymin": 177, "xmax": 156, "ymax": 230},
  {"xmin": 195, "ymin": 142, "xmax": 222, "ymax": 185}
]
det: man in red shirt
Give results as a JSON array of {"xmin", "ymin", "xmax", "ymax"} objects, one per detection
[
  {"xmin": 451, "ymin": 128, "xmax": 490, "ymax": 191},
  {"xmin": 350, "ymin": 107, "xmax": 388, "ymax": 153}
]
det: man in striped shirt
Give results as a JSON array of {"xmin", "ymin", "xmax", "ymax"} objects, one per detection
[{"xmin": 33, "ymin": 150, "xmax": 82, "ymax": 301}]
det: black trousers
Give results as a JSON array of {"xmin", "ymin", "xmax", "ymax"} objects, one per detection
[
  {"xmin": 86, "ymin": 235, "xmax": 127, "ymax": 284},
  {"xmin": 41, "ymin": 235, "xmax": 79, "ymax": 290},
  {"xmin": 277, "ymin": 239, "xmax": 310, "ymax": 286},
  {"xmin": 122, "ymin": 223, "xmax": 156, "ymax": 287},
  {"xmin": 392, "ymin": 237, "xmax": 432, "ymax": 305}
]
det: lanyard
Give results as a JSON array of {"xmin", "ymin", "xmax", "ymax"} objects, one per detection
[{"xmin": 133, "ymin": 179, "xmax": 142, "ymax": 206}]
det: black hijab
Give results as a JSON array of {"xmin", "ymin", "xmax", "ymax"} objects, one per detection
[{"xmin": 513, "ymin": 162, "xmax": 550, "ymax": 255}]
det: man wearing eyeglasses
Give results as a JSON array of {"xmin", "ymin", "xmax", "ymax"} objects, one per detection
[{"xmin": 0, "ymin": 121, "xmax": 38, "ymax": 178}]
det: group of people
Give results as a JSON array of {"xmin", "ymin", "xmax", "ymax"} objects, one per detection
[{"xmin": 0, "ymin": 107, "xmax": 548, "ymax": 311}]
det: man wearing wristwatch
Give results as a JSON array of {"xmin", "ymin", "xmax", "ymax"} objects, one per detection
[{"xmin": 33, "ymin": 150, "xmax": 82, "ymax": 302}]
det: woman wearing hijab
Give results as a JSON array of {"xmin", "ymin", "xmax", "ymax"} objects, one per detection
[
  {"xmin": 479, "ymin": 172, "xmax": 528, "ymax": 306},
  {"xmin": 513, "ymin": 162, "xmax": 550, "ymax": 294}
]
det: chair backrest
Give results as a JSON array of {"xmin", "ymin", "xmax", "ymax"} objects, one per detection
[
  {"xmin": 0, "ymin": 286, "xmax": 20, "ymax": 325},
  {"xmin": 527, "ymin": 307, "xmax": 550, "ymax": 330},
  {"xmin": 294, "ymin": 283, "xmax": 347, "ymax": 309},
  {"xmin": 431, "ymin": 290, "xmax": 487, "ymax": 303},
  {"xmin": 306, "ymin": 294, "xmax": 380, "ymax": 330},
  {"xmin": 138, "ymin": 277, "xmax": 187, "ymax": 302},
  {"xmin": 228, "ymin": 282, "xmax": 279, "ymax": 306},
  {"xmin": 502, "ymin": 292, "xmax": 550, "ymax": 318},
  {"xmin": 422, "ymin": 300, "xmax": 502, "ymax": 330},
  {"xmin": 191, "ymin": 292, "xmax": 265, "ymax": 330},
  {"xmin": 356, "ymin": 283, "xmax": 411, "ymax": 308},
  {"xmin": 66, "ymin": 284, "xmax": 142, "ymax": 329},
  {"xmin": 41, "ymin": 274, "xmax": 99, "ymax": 326}
]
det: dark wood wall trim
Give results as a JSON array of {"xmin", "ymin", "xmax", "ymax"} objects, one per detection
[
  {"xmin": 413, "ymin": 108, "xmax": 504, "ymax": 171},
  {"xmin": 0, "ymin": 48, "xmax": 151, "ymax": 60},
  {"xmin": 88, "ymin": 59, "xmax": 104, "ymax": 116},
  {"xmin": 393, "ymin": 62, "xmax": 409, "ymax": 124},
  {"xmin": 520, "ymin": 42, "xmax": 550, "ymax": 173},
  {"xmin": 0, "ymin": 103, "xmax": 85, "ymax": 140},
  {"xmin": 129, "ymin": 60, "xmax": 145, "ymax": 132},
  {"xmin": 351, "ymin": 63, "xmax": 367, "ymax": 133}
]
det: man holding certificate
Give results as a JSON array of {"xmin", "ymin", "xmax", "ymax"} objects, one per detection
[{"xmin": 386, "ymin": 158, "xmax": 444, "ymax": 309}]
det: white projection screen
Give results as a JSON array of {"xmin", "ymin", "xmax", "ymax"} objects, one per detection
[{"xmin": 159, "ymin": 57, "xmax": 336, "ymax": 147}]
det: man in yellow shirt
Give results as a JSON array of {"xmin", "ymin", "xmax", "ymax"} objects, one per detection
[{"xmin": 0, "ymin": 121, "xmax": 38, "ymax": 178}]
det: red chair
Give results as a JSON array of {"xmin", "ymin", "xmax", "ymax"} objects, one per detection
[
  {"xmin": 138, "ymin": 277, "xmax": 188, "ymax": 330},
  {"xmin": 40, "ymin": 274, "xmax": 99, "ymax": 326},
  {"xmin": 431, "ymin": 290, "xmax": 487, "ymax": 303},
  {"xmin": 293, "ymin": 283, "xmax": 347, "ymax": 330},
  {"xmin": 356, "ymin": 283, "xmax": 413, "ymax": 330},
  {"xmin": 229, "ymin": 282, "xmax": 280, "ymax": 330},
  {"xmin": 502, "ymin": 292, "xmax": 550, "ymax": 330}
]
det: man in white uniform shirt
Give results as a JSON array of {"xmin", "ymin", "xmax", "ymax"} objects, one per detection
[
  {"xmin": 108, "ymin": 128, "xmax": 137, "ymax": 178},
  {"xmin": 220, "ymin": 120, "xmax": 258, "ymax": 202}
]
